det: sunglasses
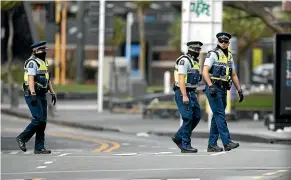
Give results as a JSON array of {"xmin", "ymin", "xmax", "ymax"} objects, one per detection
[{"xmin": 218, "ymin": 40, "xmax": 229, "ymax": 44}]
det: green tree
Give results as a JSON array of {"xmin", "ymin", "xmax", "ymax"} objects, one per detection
[
  {"xmin": 135, "ymin": 1, "xmax": 151, "ymax": 80},
  {"xmin": 1, "ymin": 1, "xmax": 21, "ymax": 100},
  {"xmin": 110, "ymin": 16, "xmax": 126, "ymax": 95},
  {"xmin": 168, "ymin": 16, "xmax": 181, "ymax": 51}
]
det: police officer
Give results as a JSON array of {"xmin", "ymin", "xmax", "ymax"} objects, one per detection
[
  {"xmin": 16, "ymin": 41, "xmax": 57, "ymax": 154},
  {"xmin": 171, "ymin": 41, "xmax": 203, "ymax": 153},
  {"xmin": 202, "ymin": 32, "xmax": 244, "ymax": 152}
]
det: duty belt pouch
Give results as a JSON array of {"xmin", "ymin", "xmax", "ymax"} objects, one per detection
[
  {"xmin": 212, "ymin": 65, "xmax": 221, "ymax": 77},
  {"xmin": 187, "ymin": 70, "xmax": 199, "ymax": 85}
]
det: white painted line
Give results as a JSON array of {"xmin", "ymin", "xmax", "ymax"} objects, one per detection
[
  {"xmin": 44, "ymin": 161, "xmax": 54, "ymax": 164},
  {"xmin": 138, "ymin": 145, "xmax": 146, "ymax": 147},
  {"xmin": 9, "ymin": 151, "xmax": 19, "ymax": 154},
  {"xmin": 136, "ymin": 132, "xmax": 150, "ymax": 137},
  {"xmin": 58, "ymin": 153, "xmax": 71, "ymax": 157},
  {"xmin": 121, "ymin": 143, "xmax": 130, "ymax": 146},
  {"xmin": 169, "ymin": 147, "xmax": 177, "ymax": 150},
  {"xmin": 24, "ymin": 151, "xmax": 32, "ymax": 154},
  {"xmin": 152, "ymin": 152, "xmax": 173, "ymax": 155},
  {"xmin": 113, "ymin": 153, "xmax": 138, "ymax": 156},
  {"xmin": 251, "ymin": 149, "xmax": 281, "ymax": 152},
  {"xmin": 276, "ymin": 170, "xmax": 288, "ymax": 173},
  {"xmin": 36, "ymin": 166, "xmax": 47, "ymax": 169},
  {"xmin": 211, "ymin": 152, "xmax": 226, "ymax": 156},
  {"xmin": 168, "ymin": 179, "xmax": 200, "ymax": 180},
  {"xmin": 4, "ymin": 166, "xmax": 291, "ymax": 175}
]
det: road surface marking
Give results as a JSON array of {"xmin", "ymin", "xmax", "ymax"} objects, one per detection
[
  {"xmin": 24, "ymin": 151, "xmax": 33, "ymax": 154},
  {"xmin": 169, "ymin": 147, "xmax": 177, "ymax": 150},
  {"xmin": 211, "ymin": 152, "xmax": 226, "ymax": 156},
  {"xmin": 252, "ymin": 177, "xmax": 264, "ymax": 179},
  {"xmin": 138, "ymin": 145, "xmax": 146, "ymax": 147},
  {"xmin": 263, "ymin": 169, "xmax": 288, "ymax": 176},
  {"xmin": 113, "ymin": 153, "xmax": 138, "ymax": 156},
  {"xmin": 152, "ymin": 152, "xmax": 173, "ymax": 155},
  {"xmin": 44, "ymin": 161, "xmax": 54, "ymax": 164},
  {"xmin": 47, "ymin": 133, "xmax": 113, "ymax": 152},
  {"xmin": 36, "ymin": 166, "xmax": 47, "ymax": 169},
  {"xmin": 102, "ymin": 139, "xmax": 120, "ymax": 152},
  {"xmin": 121, "ymin": 143, "xmax": 130, "ymax": 146},
  {"xmin": 276, "ymin": 170, "xmax": 288, "ymax": 173},
  {"xmin": 168, "ymin": 179, "xmax": 200, "ymax": 180},
  {"xmin": 58, "ymin": 153, "xmax": 71, "ymax": 157},
  {"xmin": 9, "ymin": 151, "xmax": 19, "ymax": 154},
  {"xmin": 3, "ymin": 167, "xmax": 291, "ymax": 175}
]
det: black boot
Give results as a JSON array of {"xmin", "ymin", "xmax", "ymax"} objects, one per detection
[
  {"xmin": 16, "ymin": 137, "xmax": 27, "ymax": 152},
  {"xmin": 207, "ymin": 145, "xmax": 223, "ymax": 152},
  {"xmin": 224, "ymin": 141, "xmax": 239, "ymax": 151},
  {"xmin": 171, "ymin": 135, "xmax": 181, "ymax": 149},
  {"xmin": 181, "ymin": 144, "xmax": 198, "ymax": 153},
  {"xmin": 34, "ymin": 149, "xmax": 51, "ymax": 154}
]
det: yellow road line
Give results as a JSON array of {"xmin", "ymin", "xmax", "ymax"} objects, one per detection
[{"xmin": 48, "ymin": 133, "xmax": 118, "ymax": 152}]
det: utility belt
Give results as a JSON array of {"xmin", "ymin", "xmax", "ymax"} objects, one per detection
[
  {"xmin": 172, "ymin": 85, "xmax": 197, "ymax": 92},
  {"xmin": 23, "ymin": 83, "xmax": 48, "ymax": 96},
  {"xmin": 211, "ymin": 79, "xmax": 232, "ymax": 90}
]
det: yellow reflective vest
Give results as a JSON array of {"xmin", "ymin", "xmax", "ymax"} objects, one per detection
[
  {"xmin": 209, "ymin": 48, "xmax": 233, "ymax": 82},
  {"xmin": 24, "ymin": 55, "xmax": 49, "ymax": 89},
  {"xmin": 174, "ymin": 55, "xmax": 201, "ymax": 88}
]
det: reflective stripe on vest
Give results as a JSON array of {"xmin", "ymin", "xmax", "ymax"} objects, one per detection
[
  {"xmin": 174, "ymin": 55, "xmax": 200, "ymax": 88},
  {"xmin": 209, "ymin": 49, "xmax": 233, "ymax": 82},
  {"xmin": 24, "ymin": 56, "xmax": 49, "ymax": 88}
]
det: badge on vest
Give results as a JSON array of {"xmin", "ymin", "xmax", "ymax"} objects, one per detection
[
  {"xmin": 28, "ymin": 62, "xmax": 34, "ymax": 68},
  {"xmin": 228, "ymin": 61, "xmax": 232, "ymax": 67},
  {"xmin": 179, "ymin": 60, "xmax": 185, "ymax": 65}
]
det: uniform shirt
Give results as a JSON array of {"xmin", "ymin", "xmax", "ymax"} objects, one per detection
[
  {"xmin": 177, "ymin": 57, "xmax": 192, "ymax": 75},
  {"xmin": 204, "ymin": 51, "xmax": 236, "ymax": 70},
  {"xmin": 26, "ymin": 60, "xmax": 38, "ymax": 76}
]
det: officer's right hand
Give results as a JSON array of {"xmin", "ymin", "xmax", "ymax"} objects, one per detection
[
  {"xmin": 209, "ymin": 85, "xmax": 217, "ymax": 97},
  {"xmin": 30, "ymin": 94, "xmax": 37, "ymax": 106},
  {"xmin": 182, "ymin": 95, "xmax": 189, "ymax": 104}
]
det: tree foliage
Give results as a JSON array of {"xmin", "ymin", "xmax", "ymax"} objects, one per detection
[
  {"xmin": 168, "ymin": 16, "xmax": 181, "ymax": 51},
  {"xmin": 111, "ymin": 16, "xmax": 126, "ymax": 46}
]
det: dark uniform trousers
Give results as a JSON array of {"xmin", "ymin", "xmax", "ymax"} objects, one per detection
[
  {"xmin": 18, "ymin": 95, "xmax": 47, "ymax": 151},
  {"xmin": 205, "ymin": 84, "xmax": 231, "ymax": 146},
  {"xmin": 174, "ymin": 88, "xmax": 201, "ymax": 149}
]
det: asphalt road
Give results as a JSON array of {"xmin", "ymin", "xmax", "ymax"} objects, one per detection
[{"xmin": 1, "ymin": 114, "xmax": 291, "ymax": 180}]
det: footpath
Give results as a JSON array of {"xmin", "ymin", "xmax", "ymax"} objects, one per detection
[{"xmin": 2, "ymin": 106, "xmax": 291, "ymax": 145}]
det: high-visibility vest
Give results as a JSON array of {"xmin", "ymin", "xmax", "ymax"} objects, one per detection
[
  {"xmin": 24, "ymin": 55, "xmax": 49, "ymax": 89},
  {"xmin": 208, "ymin": 48, "xmax": 233, "ymax": 82},
  {"xmin": 174, "ymin": 54, "xmax": 201, "ymax": 88}
]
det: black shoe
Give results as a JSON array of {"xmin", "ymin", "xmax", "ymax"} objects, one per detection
[
  {"xmin": 224, "ymin": 141, "xmax": 239, "ymax": 151},
  {"xmin": 181, "ymin": 147, "xmax": 198, "ymax": 153},
  {"xmin": 34, "ymin": 149, "xmax": 51, "ymax": 154},
  {"xmin": 16, "ymin": 137, "xmax": 27, "ymax": 152},
  {"xmin": 171, "ymin": 135, "xmax": 181, "ymax": 149},
  {"xmin": 207, "ymin": 145, "xmax": 223, "ymax": 152}
]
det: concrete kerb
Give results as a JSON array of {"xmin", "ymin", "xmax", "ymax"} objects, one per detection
[
  {"xmin": 1, "ymin": 109, "xmax": 120, "ymax": 133},
  {"xmin": 2, "ymin": 109, "xmax": 291, "ymax": 145}
]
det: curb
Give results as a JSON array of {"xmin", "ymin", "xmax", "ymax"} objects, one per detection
[
  {"xmin": 147, "ymin": 131, "xmax": 291, "ymax": 145},
  {"xmin": 1, "ymin": 109, "xmax": 120, "ymax": 133},
  {"xmin": 2, "ymin": 109, "xmax": 291, "ymax": 145}
]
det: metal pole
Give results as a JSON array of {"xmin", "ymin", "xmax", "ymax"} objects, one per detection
[
  {"xmin": 75, "ymin": 1, "xmax": 85, "ymax": 84},
  {"xmin": 97, "ymin": 0, "xmax": 105, "ymax": 112},
  {"xmin": 126, "ymin": 13, "xmax": 133, "ymax": 77}
]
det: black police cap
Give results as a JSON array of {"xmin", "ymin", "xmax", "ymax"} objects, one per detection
[
  {"xmin": 216, "ymin": 32, "xmax": 231, "ymax": 40},
  {"xmin": 30, "ymin": 41, "xmax": 47, "ymax": 51},
  {"xmin": 187, "ymin": 41, "xmax": 203, "ymax": 48}
]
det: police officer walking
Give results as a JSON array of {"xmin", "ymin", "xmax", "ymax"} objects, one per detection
[
  {"xmin": 16, "ymin": 41, "xmax": 57, "ymax": 154},
  {"xmin": 171, "ymin": 41, "xmax": 203, "ymax": 153},
  {"xmin": 202, "ymin": 32, "xmax": 244, "ymax": 152}
]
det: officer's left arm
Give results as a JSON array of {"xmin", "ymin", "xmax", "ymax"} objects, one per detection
[{"xmin": 231, "ymin": 63, "xmax": 242, "ymax": 91}]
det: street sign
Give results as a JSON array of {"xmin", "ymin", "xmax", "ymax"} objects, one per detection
[
  {"xmin": 274, "ymin": 33, "xmax": 291, "ymax": 127},
  {"xmin": 181, "ymin": 0, "xmax": 223, "ymax": 53}
]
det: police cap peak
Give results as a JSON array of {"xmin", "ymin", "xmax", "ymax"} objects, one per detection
[
  {"xmin": 216, "ymin": 32, "xmax": 231, "ymax": 40},
  {"xmin": 187, "ymin": 41, "xmax": 203, "ymax": 47},
  {"xmin": 31, "ymin": 41, "xmax": 47, "ymax": 51}
]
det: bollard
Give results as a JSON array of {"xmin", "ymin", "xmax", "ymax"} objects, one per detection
[
  {"xmin": 164, "ymin": 71, "xmax": 171, "ymax": 94},
  {"xmin": 10, "ymin": 83, "xmax": 19, "ymax": 108}
]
